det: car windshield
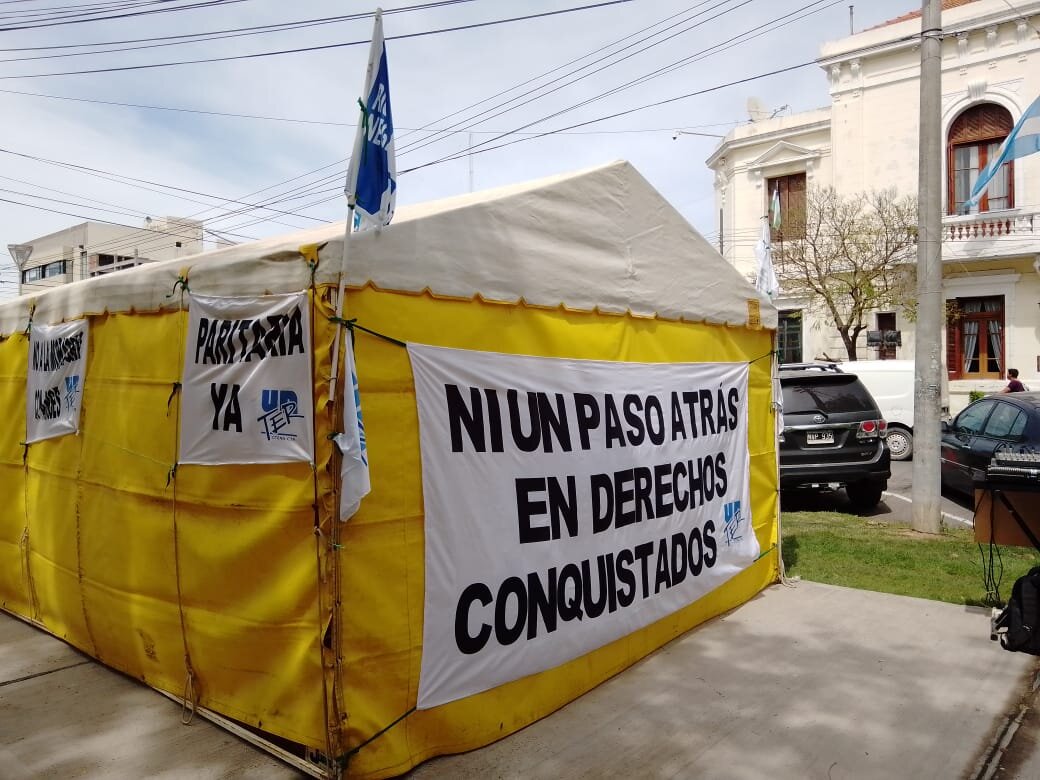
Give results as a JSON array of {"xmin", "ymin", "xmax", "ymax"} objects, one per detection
[{"xmin": 781, "ymin": 376, "xmax": 876, "ymax": 414}]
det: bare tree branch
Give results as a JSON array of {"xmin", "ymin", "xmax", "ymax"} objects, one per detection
[{"xmin": 776, "ymin": 187, "xmax": 917, "ymax": 361}]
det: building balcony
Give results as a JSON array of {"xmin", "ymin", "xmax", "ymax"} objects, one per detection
[
  {"xmin": 942, "ymin": 207, "xmax": 1039, "ymax": 263},
  {"xmin": 89, "ymin": 257, "xmax": 146, "ymax": 277}
]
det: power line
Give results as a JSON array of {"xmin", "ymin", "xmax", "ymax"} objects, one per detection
[
  {"xmin": 1, "ymin": 60, "xmax": 819, "ymax": 266},
  {"xmin": 0, "ymin": 146, "xmax": 332, "ymax": 226},
  {"xmin": 0, "ymin": 0, "xmax": 254, "ymax": 33},
  {"xmin": 2, "ymin": 1, "xmax": 816, "ymax": 274},
  {"xmin": 0, "ymin": 0, "xmax": 740, "ymax": 247},
  {"xmin": 402, "ymin": 60, "xmax": 819, "ymax": 175},
  {"xmin": 0, "ymin": 0, "xmax": 168, "ymax": 21},
  {"xmin": 0, "ymin": 0, "xmax": 486, "ymax": 61},
  {"xmin": 401, "ymin": 22, "xmax": 924, "ymax": 174},
  {"xmin": 396, "ymin": 0, "xmax": 733, "ymax": 157},
  {"xmin": 0, "ymin": 0, "xmax": 635, "ymax": 79},
  {"xmin": 0, "ymin": 85, "xmax": 741, "ymax": 134},
  {"xmin": 402, "ymin": 0, "xmax": 838, "ymax": 166}
]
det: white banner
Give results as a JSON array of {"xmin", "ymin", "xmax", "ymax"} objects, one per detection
[
  {"xmin": 410, "ymin": 344, "xmax": 757, "ymax": 710},
  {"xmin": 179, "ymin": 293, "xmax": 314, "ymax": 465},
  {"xmin": 26, "ymin": 320, "xmax": 88, "ymax": 443}
]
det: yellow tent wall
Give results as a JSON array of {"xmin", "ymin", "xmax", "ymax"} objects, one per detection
[
  {"xmin": 0, "ymin": 161, "xmax": 779, "ymax": 777},
  {"xmin": 337, "ymin": 288, "xmax": 778, "ymax": 777},
  {"xmin": 0, "ymin": 307, "xmax": 332, "ymax": 749}
]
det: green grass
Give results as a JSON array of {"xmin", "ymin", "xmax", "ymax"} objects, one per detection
[{"xmin": 781, "ymin": 511, "xmax": 1039, "ymax": 606}]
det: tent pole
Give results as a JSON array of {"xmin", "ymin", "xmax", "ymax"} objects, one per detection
[{"xmin": 329, "ymin": 207, "xmax": 355, "ymax": 404}]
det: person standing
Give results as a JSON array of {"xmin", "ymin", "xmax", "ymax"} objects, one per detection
[{"xmin": 1001, "ymin": 368, "xmax": 1027, "ymax": 393}]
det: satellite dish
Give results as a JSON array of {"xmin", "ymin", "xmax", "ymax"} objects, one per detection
[{"xmin": 747, "ymin": 96, "xmax": 769, "ymax": 122}]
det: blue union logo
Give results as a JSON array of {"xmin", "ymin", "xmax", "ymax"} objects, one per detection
[
  {"xmin": 258, "ymin": 388, "xmax": 303, "ymax": 442},
  {"xmin": 63, "ymin": 375, "xmax": 80, "ymax": 412},
  {"xmin": 723, "ymin": 500, "xmax": 745, "ymax": 547}
]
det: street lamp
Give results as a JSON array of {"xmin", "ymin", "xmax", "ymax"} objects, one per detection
[{"xmin": 672, "ymin": 129, "xmax": 726, "ymax": 140}]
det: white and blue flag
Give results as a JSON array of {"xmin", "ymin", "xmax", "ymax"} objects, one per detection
[
  {"xmin": 334, "ymin": 339, "xmax": 371, "ymax": 521},
  {"xmin": 755, "ymin": 216, "xmax": 779, "ymax": 300},
  {"xmin": 964, "ymin": 93, "xmax": 1040, "ymax": 212},
  {"xmin": 345, "ymin": 8, "xmax": 396, "ymax": 229}
]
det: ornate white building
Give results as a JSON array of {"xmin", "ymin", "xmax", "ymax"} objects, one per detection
[{"xmin": 707, "ymin": 0, "xmax": 1040, "ymax": 411}]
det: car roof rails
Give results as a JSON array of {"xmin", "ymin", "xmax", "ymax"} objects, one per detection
[{"xmin": 778, "ymin": 362, "xmax": 844, "ymax": 373}]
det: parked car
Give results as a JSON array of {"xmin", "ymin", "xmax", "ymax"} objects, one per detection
[
  {"xmin": 779, "ymin": 363, "xmax": 891, "ymax": 510},
  {"xmin": 939, "ymin": 392, "xmax": 1040, "ymax": 496},
  {"xmin": 835, "ymin": 359, "xmax": 948, "ymax": 462}
]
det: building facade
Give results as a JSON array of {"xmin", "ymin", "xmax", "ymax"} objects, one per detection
[
  {"xmin": 9, "ymin": 216, "xmax": 204, "ymax": 296},
  {"xmin": 707, "ymin": 0, "xmax": 1040, "ymax": 411}
]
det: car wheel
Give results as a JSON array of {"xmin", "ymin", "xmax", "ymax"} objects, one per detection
[
  {"xmin": 886, "ymin": 427, "xmax": 913, "ymax": 461},
  {"xmin": 846, "ymin": 481, "xmax": 883, "ymax": 510}
]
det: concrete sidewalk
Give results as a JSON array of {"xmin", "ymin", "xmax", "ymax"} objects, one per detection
[
  {"xmin": 4, "ymin": 582, "xmax": 1040, "ymax": 779},
  {"xmin": 0, "ymin": 613, "xmax": 298, "ymax": 779},
  {"xmin": 411, "ymin": 581, "xmax": 1040, "ymax": 780}
]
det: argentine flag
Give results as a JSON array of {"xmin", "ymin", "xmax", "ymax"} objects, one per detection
[{"xmin": 964, "ymin": 94, "xmax": 1040, "ymax": 212}]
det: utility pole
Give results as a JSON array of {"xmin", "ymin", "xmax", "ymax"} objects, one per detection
[{"xmin": 912, "ymin": 0, "xmax": 943, "ymax": 534}]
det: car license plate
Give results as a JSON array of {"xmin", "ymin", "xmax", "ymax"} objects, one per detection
[{"xmin": 806, "ymin": 431, "xmax": 834, "ymax": 445}]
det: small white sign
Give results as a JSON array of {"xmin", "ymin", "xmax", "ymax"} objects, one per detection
[
  {"xmin": 26, "ymin": 320, "xmax": 89, "ymax": 443},
  {"xmin": 409, "ymin": 344, "xmax": 757, "ymax": 710},
  {"xmin": 179, "ymin": 293, "xmax": 314, "ymax": 465}
]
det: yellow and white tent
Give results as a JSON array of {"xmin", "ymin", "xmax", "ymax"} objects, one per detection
[{"xmin": 0, "ymin": 160, "xmax": 778, "ymax": 778}]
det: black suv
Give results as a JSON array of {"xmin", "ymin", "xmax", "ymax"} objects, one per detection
[{"xmin": 779, "ymin": 363, "xmax": 891, "ymax": 510}]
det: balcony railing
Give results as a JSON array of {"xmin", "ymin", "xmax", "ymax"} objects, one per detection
[
  {"xmin": 944, "ymin": 209, "xmax": 1035, "ymax": 240},
  {"xmin": 942, "ymin": 208, "xmax": 1038, "ymax": 260}
]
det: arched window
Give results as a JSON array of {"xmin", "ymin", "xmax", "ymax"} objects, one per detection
[{"xmin": 947, "ymin": 103, "xmax": 1014, "ymax": 214}]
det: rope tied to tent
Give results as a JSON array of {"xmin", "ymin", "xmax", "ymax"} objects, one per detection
[
  {"xmin": 18, "ymin": 527, "xmax": 43, "ymax": 622},
  {"xmin": 338, "ymin": 706, "xmax": 417, "ymax": 768},
  {"xmin": 166, "ymin": 464, "xmax": 177, "ymax": 489},
  {"xmin": 750, "ymin": 348, "xmax": 778, "ymax": 364},
  {"xmin": 297, "ymin": 241, "xmax": 327, "ymax": 289},
  {"xmin": 167, "ymin": 383, "xmax": 181, "ymax": 416},
  {"xmin": 21, "ymin": 302, "xmax": 35, "ymax": 338},
  {"xmin": 182, "ymin": 659, "xmax": 199, "ymax": 725},
  {"xmin": 327, "ymin": 316, "xmax": 406, "ymax": 348}
]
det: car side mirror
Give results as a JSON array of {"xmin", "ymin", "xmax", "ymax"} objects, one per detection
[{"xmin": 941, "ymin": 420, "xmax": 950, "ymax": 433}]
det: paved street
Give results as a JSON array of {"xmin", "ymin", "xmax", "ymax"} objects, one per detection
[{"xmin": 781, "ymin": 458, "xmax": 976, "ymax": 528}]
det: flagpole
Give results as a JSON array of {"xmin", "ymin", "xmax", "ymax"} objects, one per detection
[
  {"xmin": 331, "ymin": 6, "xmax": 388, "ymax": 404},
  {"xmin": 329, "ymin": 209, "xmax": 354, "ymax": 404}
]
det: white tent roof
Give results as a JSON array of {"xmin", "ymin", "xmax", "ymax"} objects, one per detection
[{"xmin": 0, "ymin": 161, "xmax": 776, "ymax": 334}]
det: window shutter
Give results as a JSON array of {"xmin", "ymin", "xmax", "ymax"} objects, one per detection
[
  {"xmin": 949, "ymin": 104, "xmax": 1013, "ymax": 145},
  {"xmin": 946, "ymin": 318, "xmax": 960, "ymax": 380}
]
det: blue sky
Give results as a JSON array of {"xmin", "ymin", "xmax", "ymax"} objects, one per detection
[{"xmin": 0, "ymin": 0, "xmax": 920, "ymax": 300}]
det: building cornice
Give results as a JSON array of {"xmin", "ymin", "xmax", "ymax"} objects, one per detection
[
  {"xmin": 817, "ymin": 4, "xmax": 1040, "ymax": 68},
  {"xmin": 705, "ymin": 117, "xmax": 831, "ymax": 169}
]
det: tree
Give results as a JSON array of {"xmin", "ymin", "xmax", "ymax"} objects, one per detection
[{"xmin": 775, "ymin": 187, "xmax": 918, "ymax": 361}]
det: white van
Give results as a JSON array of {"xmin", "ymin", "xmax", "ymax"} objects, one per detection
[{"xmin": 836, "ymin": 360, "xmax": 921, "ymax": 461}]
